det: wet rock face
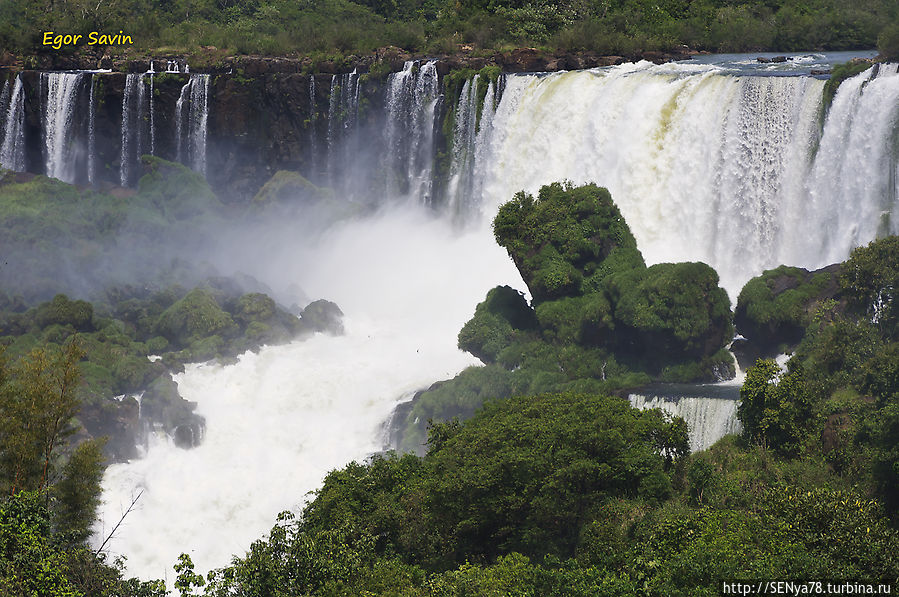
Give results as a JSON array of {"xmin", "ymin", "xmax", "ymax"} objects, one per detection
[
  {"xmin": 79, "ymin": 396, "xmax": 142, "ymax": 461},
  {"xmin": 300, "ymin": 299, "xmax": 345, "ymax": 336},
  {"xmin": 4, "ymin": 47, "xmax": 694, "ymax": 204},
  {"xmin": 139, "ymin": 375, "xmax": 206, "ymax": 449}
]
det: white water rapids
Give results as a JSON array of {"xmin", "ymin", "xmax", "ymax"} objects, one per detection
[
  {"xmin": 96, "ymin": 56, "xmax": 899, "ymax": 582},
  {"xmin": 95, "ymin": 206, "xmax": 523, "ymax": 582}
]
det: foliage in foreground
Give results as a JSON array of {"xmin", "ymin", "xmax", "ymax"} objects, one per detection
[
  {"xmin": 0, "ymin": 341, "xmax": 166, "ymax": 596},
  {"xmin": 190, "ymin": 390, "xmax": 899, "ymax": 596}
]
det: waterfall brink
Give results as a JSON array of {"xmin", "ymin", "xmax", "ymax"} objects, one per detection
[
  {"xmin": 474, "ymin": 62, "xmax": 899, "ymax": 295},
  {"xmin": 383, "ymin": 60, "xmax": 440, "ymax": 203},
  {"xmin": 630, "ymin": 390, "xmax": 742, "ymax": 452},
  {"xmin": 175, "ymin": 74, "xmax": 211, "ymax": 175},
  {"xmin": 42, "ymin": 72, "xmax": 87, "ymax": 183},
  {"xmin": 0, "ymin": 74, "xmax": 26, "ymax": 171}
]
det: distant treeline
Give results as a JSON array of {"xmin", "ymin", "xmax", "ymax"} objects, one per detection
[{"xmin": 1, "ymin": 0, "xmax": 898, "ymax": 60}]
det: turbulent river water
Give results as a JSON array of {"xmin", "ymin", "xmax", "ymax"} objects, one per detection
[{"xmin": 90, "ymin": 51, "xmax": 899, "ymax": 581}]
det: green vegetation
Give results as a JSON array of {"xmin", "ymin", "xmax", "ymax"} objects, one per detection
[
  {"xmin": 183, "ymin": 383, "xmax": 899, "ymax": 595},
  {"xmin": 822, "ymin": 59, "xmax": 875, "ymax": 109},
  {"xmin": 0, "ymin": 161, "xmax": 224, "ymax": 303},
  {"xmin": 166, "ymin": 234, "xmax": 899, "ymax": 596},
  {"xmin": 879, "ymin": 22, "xmax": 899, "ymax": 59},
  {"xmin": 0, "ymin": 342, "xmax": 166, "ymax": 596},
  {"xmin": 399, "ymin": 182, "xmax": 732, "ymax": 451},
  {"xmin": 735, "ymin": 264, "xmax": 840, "ymax": 353},
  {"xmin": 0, "ymin": 0, "xmax": 894, "ymax": 60},
  {"xmin": 3, "ymin": 168, "xmax": 899, "ymax": 594},
  {"xmin": 0, "ymin": 161, "xmax": 345, "ymax": 457}
]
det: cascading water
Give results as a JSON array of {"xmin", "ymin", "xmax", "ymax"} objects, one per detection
[
  {"xmin": 120, "ymin": 73, "xmax": 150, "ymax": 186},
  {"xmin": 383, "ymin": 60, "xmax": 440, "ymax": 202},
  {"xmin": 175, "ymin": 74, "xmax": 211, "ymax": 175},
  {"xmin": 803, "ymin": 63, "xmax": 899, "ymax": 263},
  {"xmin": 471, "ymin": 60, "xmax": 899, "ymax": 296},
  {"xmin": 88, "ymin": 76, "xmax": 96, "ymax": 184},
  {"xmin": 95, "ymin": 207, "xmax": 524, "ymax": 583},
  {"xmin": 327, "ymin": 69, "xmax": 360, "ymax": 190},
  {"xmin": 95, "ymin": 55, "xmax": 899, "ymax": 584},
  {"xmin": 42, "ymin": 72, "xmax": 86, "ymax": 183},
  {"xmin": 630, "ymin": 389, "xmax": 742, "ymax": 452},
  {"xmin": 149, "ymin": 74, "xmax": 156, "ymax": 156},
  {"xmin": 308, "ymin": 76, "xmax": 318, "ymax": 180},
  {"xmin": 446, "ymin": 75, "xmax": 498, "ymax": 217},
  {"xmin": 0, "ymin": 74, "xmax": 26, "ymax": 171},
  {"xmin": 175, "ymin": 79, "xmax": 190, "ymax": 163}
]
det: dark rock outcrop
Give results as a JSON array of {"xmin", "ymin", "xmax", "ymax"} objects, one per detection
[
  {"xmin": 139, "ymin": 375, "xmax": 205, "ymax": 449},
  {"xmin": 733, "ymin": 263, "xmax": 843, "ymax": 368}
]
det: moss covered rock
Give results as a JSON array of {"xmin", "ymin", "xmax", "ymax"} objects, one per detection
[
  {"xmin": 493, "ymin": 182, "xmax": 643, "ymax": 304},
  {"xmin": 155, "ymin": 288, "xmax": 238, "ymax": 346},
  {"xmin": 609, "ymin": 262, "xmax": 733, "ymax": 364},
  {"xmin": 301, "ymin": 299, "xmax": 344, "ymax": 335},
  {"xmin": 458, "ymin": 286, "xmax": 536, "ymax": 364},
  {"xmin": 735, "ymin": 264, "xmax": 841, "ymax": 358}
]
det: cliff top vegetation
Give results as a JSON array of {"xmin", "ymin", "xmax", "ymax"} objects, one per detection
[{"xmin": 1, "ymin": 0, "xmax": 897, "ymax": 66}]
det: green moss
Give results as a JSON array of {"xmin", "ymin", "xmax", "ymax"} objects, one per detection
[
  {"xmin": 156, "ymin": 288, "xmax": 237, "ymax": 346},
  {"xmin": 494, "ymin": 182, "xmax": 642, "ymax": 304},
  {"xmin": 610, "ymin": 262, "xmax": 733, "ymax": 360},
  {"xmin": 251, "ymin": 170, "xmax": 333, "ymax": 210},
  {"xmin": 735, "ymin": 264, "xmax": 838, "ymax": 350},
  {"xmin": 458, "ymin": 285, "xmax": 535, "ymax": 364},
  {"xmin": 822, "ymin": 60, "xmax": 872, "ymax": 113}
]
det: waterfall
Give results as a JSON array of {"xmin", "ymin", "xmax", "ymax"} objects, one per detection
[
  {"xmin": 308, "ymin": 75, "xmax": 317, "ymax": 180},
  {"xmin": 175, "ymin": 74, "xmax": 211, "ymax": 175},
  {"xmin": 42, "ymin": 72, "xmax": 86, "ymax": 183},
  {"xmin": 175, "ymin": 79, "xmax": 190, "ymax": 163},
  {"xmin": 189, "ymin": 74, "xmax": 210, "ymax": 175},
  {"xmin": 630, "ymin": 389, "xmax": 742, "ymax": 452},
  {"xmin": 382, "ymin": 60, "xmax": 440, "ymax": 203},
  {"xmin": 120, "ymin": 73, "xmax": 150, "ymax": 186},
  {"xmin": 0, "ymin": 74, "xmax": 26, "ymax": 171},
  {"xmin": 166, "ymin": 60, "xmax": 188, "ymax": 73},
  {"xmin": 446, "ymin": 76, "xmax": 478, "ymax": 212},
  {"xmin": 471, "ymin": 61, "xmax": 899, "ymax": 296},
  {"xmin": 0, "ymin": 78, "xmax": 9, "ymax": 113},
  {"xmin": 85, "ymin": 55, "xmax": 899, "ymax": 586},
  {"xmin": 149, "ymin": 74, "xmax": 156, "ymax": 156},
  {"xmin": 446, "ymin": 75, "xmax": 500, "ymax": 217},
  {"xmin": 326, "ymin": 69, "xmax": 361, "ymax": 190},
  {"xmin": 88, "ymin": 76, "xmax": 96, "ymax": 184},
  {"xmin": 96, "ymin": 205, "xmax": 525, "ymax": 584},
  {"xmin": 803, "ymin": 63, "xmax": 899, "ymax": 263}
]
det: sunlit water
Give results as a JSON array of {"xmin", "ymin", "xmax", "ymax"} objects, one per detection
[
  {"xmin": 95, "ymin": 206, "xmax": 523, "ymax": 582},
  {"xmin": 95, "ymin": 52, "xmax": 899, "ymax": 582}
]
